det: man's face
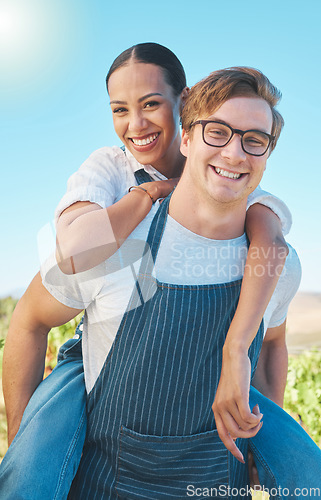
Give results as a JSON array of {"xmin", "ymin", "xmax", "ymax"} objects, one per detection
[{"xmin": 180, "ymin": 96, "xmax": 273, "ymax": 206}]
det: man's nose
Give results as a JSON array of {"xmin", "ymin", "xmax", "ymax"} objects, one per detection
[{"xmin": 220, "ymin": 135, "xmax": 247, "ymax": 164}]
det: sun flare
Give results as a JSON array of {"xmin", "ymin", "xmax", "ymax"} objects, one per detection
[{"xmin": 0, "ymin": 0, "xmax": 72, "ymax": 94}]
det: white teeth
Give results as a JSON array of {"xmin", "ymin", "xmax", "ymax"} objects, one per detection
[
  {"xmin": 215, "ymin": 167, "xmax": 241, "ymax": 179},
  {"xmin": 131, "ymin": 133, "xmax": 159, "ymax": 146}
]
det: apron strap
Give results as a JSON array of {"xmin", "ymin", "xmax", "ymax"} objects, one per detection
[
  {"xmin": 137, "ymin": 193, "xmax": 172, "ymax": 278},
  {"xmin": 134, "ymin": 168, "xmax": 154, "ymax": 185}
]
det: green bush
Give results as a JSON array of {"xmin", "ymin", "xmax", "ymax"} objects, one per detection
[
  {"xmin": 0, "ymin": 294, "xmax": 82, "ymax": 375},
  {"xmin": 0, "ymin": 297, "xmax": 18, "ymax": 341},
  {"xmin": 44, "ymin": 314, "xmax": 83, "ymax": 375},
  {"xmin": 284, "ymin": 349, "xmax": 321, "ymax": 447}
]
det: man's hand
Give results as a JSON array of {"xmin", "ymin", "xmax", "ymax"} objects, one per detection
[
  {"xmin": 212, "ymin": 346, "xmax": 263, "ymax": 462},
  {"xmin": 3, "ymin": 272, "xmax": 82, "ymax": 446},
  {"xmin": 248, "ymin": 450, "xmax": 261, "ymax": 489}
]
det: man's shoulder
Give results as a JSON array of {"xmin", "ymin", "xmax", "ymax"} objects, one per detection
[{"xmin": 281, "ymin": 244, "xmax": 301, "ymax": 288}]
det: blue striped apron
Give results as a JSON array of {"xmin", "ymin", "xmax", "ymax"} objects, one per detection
[{"xmin": 68, "ymin": 192, "xmax": 264, "ymax": 499}]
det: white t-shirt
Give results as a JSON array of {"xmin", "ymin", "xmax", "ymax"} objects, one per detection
[{"xmin": 42, "ymin": 147, "xmax": 300, "ymax": 393}]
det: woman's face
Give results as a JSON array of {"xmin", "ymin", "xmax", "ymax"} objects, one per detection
[{"xmin": 108, "ymin": 61, "xmax": 182, "ymax": 176}]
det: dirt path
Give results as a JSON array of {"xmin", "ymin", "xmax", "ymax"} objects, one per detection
[{"xmin": 286, "ymin": 292, "xmax": 321, "ymax": 354}]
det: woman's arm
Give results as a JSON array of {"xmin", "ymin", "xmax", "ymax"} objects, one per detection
[
  {"xmin": 212, "ymin": 203, "xmax": 288, "ymax": 461},
  {"xmin": 2, "ymin": 273, "xmax": 82, "ymax": 445},
  {"xmin": 56, "ymin": 179, "xmax": 177, "ymax": 274},
  {"xmin": 252, "ymin": 321, "xmax": 288, "ymax": 407}
]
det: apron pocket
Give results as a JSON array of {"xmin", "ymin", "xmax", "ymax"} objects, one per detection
[{"xmin": 116, "ymin": 426, "xmax": 229, "ymax": 499}]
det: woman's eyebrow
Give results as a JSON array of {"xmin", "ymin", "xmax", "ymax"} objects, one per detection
[
  {"xmin": 109, "ymin": 99, "xmax": 127, "ymax": 105},
  {"xmin": 138, "ymin": 92, "xmax": 162, "ymax": 103},
  {"xmin": 110, "ymin": 93, "xmax": 163, "ymax": 106}
]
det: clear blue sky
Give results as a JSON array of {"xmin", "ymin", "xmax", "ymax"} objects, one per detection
[{"xmin": 1, "ymin": 0, "xmax": 320, "ymax": 297}]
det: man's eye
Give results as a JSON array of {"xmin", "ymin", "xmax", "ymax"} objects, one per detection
[
  {"xmin": 244, "ymin": 136, "xmax": 265, "ymax": 146},
  {"xmin": 208, "ymin": 128, "xmax": 228, "ymax": 138}
]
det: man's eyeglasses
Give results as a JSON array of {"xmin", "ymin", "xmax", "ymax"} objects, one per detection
[{"xmin": 190, "ymin": 120, "xmax": 275, "ymax": 157}]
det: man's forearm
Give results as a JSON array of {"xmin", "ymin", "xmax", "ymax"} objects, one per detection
[
  {"xmin": 2, "ymin": 314, "xmax": 49, "ymax": 445},
  {"xmin": 2, "ymin": 272, "xmax": 83, "ymax": 446}
]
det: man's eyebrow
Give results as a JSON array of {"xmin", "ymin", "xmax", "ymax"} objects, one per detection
[
  {"xmin": 110, "ymin": 93, "xmax": 163, "ymax": 105},
  {"xmin": 206, "ymin": 117, "xmax": 270, "ymax": 133},
  {"xmin": 206, "ymin": 118, "xmax": 227, "ymax": 125}
]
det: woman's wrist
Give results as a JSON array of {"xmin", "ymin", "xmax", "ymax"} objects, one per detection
[
  {"xmin": 223, "ymin": 323, "xmax": 253, "ymax": 354},
  {"xmin": 128, "ymin": 185, "xmax": 155, "ymax": 203},
  {"xmin": 139, "ymin": 181, "xmax": 165, "ymax": 201}
]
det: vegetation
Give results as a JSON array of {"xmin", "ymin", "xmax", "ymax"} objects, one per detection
[{"xmin": 284, "ymin": 349, "xmax": 321, "ymax": 446}]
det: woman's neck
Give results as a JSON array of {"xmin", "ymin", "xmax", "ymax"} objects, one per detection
[{"xmin": 151, "ymin": 149, "xmax": 185, "ymax": 179}]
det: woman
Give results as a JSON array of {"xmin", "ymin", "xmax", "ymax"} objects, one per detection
[{"xmin": 1, "ymin": 45, "xmax": 311, "ymax": 499}]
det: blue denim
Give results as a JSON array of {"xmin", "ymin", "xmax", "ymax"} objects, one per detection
[
  {"xmin": 0, "ymin": 336, "xmax": 86, "ymax": 500},
  {"xmin": 249, "ymin": 386, "xmax": 321, "ymax": 499}
]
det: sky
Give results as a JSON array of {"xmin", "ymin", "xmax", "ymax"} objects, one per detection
[{"xmin": 0, "ymin": 0, "xmax": 320, "ymax": 298}]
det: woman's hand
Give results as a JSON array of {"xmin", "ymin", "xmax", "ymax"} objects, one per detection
[
  {"xmin": 212, "ymin": 343, "xmax": 263, "ymax": 462},
  {"xmin": 138, "ymin": 178, "xmax": 179, "ymax": 202}
]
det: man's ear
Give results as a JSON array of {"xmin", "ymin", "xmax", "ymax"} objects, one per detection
[
  {"xmin": 180, "ymin": 129, "xmax": 189, "ymax": 157},
  {"xmin": 179, "ymin": 87, "xmax": 190, "ymax": 114}
]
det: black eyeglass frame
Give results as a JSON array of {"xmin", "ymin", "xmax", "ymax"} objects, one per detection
[{"xmin": 191, "ymin": 120, "xmax": 275, "ymax": 157}]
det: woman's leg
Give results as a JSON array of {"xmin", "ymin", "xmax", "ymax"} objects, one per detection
[
  {"xmin": 249, "ymin": 386, "xmax": 321, "ymax": 499},
  {"xmin": 0, "ymin": 332, "xmax": 86, "ymax": 500}
]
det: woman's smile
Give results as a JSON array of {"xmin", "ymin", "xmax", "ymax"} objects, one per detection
[{"xmin": 129, "ymin": 132, "xmax": 160, "ymax": 149}]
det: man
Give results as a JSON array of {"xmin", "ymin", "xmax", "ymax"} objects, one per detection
[{"xmin": 3, "ymin": 68, "xmax": 317, "ymax": 499}]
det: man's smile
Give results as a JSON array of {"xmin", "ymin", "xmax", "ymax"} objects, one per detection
[{"xmin": 212, "ymin": 166, "xmax": 244, "ymax": 180}]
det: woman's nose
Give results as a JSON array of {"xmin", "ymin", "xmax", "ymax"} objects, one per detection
[{"xmin": 128, "ymin": 111, "xmax": 148, "ymax": 133}]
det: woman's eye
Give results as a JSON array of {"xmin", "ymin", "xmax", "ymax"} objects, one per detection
[
  {"xmin": 112, "ymin": 107, "xmax": 127, "ymax": 114},
  {"xmin": 144, "ymin": 101, "xmax": 160, "ymax": 109}
]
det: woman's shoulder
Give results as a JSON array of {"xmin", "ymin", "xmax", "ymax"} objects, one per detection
[{"xmin": 82, "ymin": 145, "xmax": 128, "ymax": 172}]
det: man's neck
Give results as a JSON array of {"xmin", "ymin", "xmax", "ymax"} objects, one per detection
[{"xmin": 169, "ymin": 181, "xmax": 247, "ymax": 241}]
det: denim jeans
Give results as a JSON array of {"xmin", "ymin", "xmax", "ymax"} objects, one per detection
[
  {"xmin": 249, "ymin": 386, "xmax": 321, "ymax": 499},
  {"xmin": 0, "ymin": 337, "xmax": 86, "ymax": 500}
]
